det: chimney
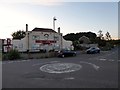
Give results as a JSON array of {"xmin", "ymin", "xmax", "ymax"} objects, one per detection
[
  {"xmin": 58, "ymin": 27, "xmax": 60, "ymax": 34},
  {"xmin": 26, "ymin": 24, "xmax": 28, "ymax": 32}
]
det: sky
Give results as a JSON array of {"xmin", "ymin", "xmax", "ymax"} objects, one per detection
[{"xmin": 0, "ymin": 0, "xmax": 119, "ymax": 39}]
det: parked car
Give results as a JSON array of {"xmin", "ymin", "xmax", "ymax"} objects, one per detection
[
  {"xmin": 86, "ymin": 47, "xmax": 100, "ymax": 54},
  {"xmin": 57, "ymin": 49, "xmax": 76, "ymax": 58}
]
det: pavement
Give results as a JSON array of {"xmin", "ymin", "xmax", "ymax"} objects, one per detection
[{"xmin": 2, "ymin": 47, "xmax": 119, "ymax": 88}]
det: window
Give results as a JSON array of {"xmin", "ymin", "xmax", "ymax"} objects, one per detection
[
  {"xmin": 44, "ymin": 34, "xmax": 49, "ymax": 40},
  {"xmin": 32, "ymin": 35, "xmax": 40, "ymax": 40},
  {"xmin": 19, "ymin": 43, "xmax": 23, "ymax": 49},
  {"xmin": 14, "ymin": 46, "xmax": 17, "ymax": 49},
  {"xmin": 32, "ymin": 44, "xmax": 39, "ymax": 49},
  {"xmin": 54, "ymin": 36, "xmax": 59, "ymax": 41}
]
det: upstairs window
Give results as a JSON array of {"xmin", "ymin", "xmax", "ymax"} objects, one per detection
[{"xmin": 32, "ymin": 35, "xmax": 40, "ymax": 40}]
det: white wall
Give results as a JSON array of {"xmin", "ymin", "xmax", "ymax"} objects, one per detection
[
  {"xmin": 12, "ymin": 37, "xmax": 27, "ymax": 52},
  {"xmin": 62, "ymin": 38, "xmax": 73, "ymax": 50},
  {"xmin": 12, "ymin": 31, "xmax": 74, "ymax": 52},
  {"xmin": 3, "ymin": 39, "xmax": 13, "ymax": 52}
]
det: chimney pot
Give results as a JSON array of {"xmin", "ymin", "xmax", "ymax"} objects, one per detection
[
  {"xmin": 26, "ymin": 24, "xmax": 28, "ymax": 32},
  {"xmin": 58, "ymin": 27, "xmax": 60, "ymax": 33}
]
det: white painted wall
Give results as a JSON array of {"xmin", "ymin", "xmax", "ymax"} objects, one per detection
[
  {"xmin": 12, "ymin": 30, "xmax": 74, "ymax": 52},
  {"xmin": 12, "ymin": 37, "xmax": 27, "ymax": 52},
  {"xmin": 3, "ymin": 39, "xmax": 13, "ymax": 52},
  {"xmin": 62, "ymin": 38, "xmax": 73, "ymax": 50}
]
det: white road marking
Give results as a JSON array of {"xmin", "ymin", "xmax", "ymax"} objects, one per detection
[
  {"xmin": 79, "ymin": 61, "xmax": 100, "ymax": 71},
  {"xmin": 63, "ymin": 77, "xmax": 75, "ymax": 80},
  {"xmin": 2, "ymin": 59, "xmax": 31, "ymax": 64},
  {"xmin": 40, "ymin": 63, "xmax": 82, "ymax": 74},
  {"xmin": 99, "ymin": 59, "xmax": 106, "ymax": 61},
  {"xmin": 108, "ymin": 59, "xmax": 114, "ymax": 62},
  {"xmin": 99, "ymin": 59, "xmax": 116, "ymax": 62}
]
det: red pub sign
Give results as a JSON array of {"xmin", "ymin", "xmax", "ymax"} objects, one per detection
[{"xmin": 35, "ymin": 40, "xmax": 56, "ymax": 44}]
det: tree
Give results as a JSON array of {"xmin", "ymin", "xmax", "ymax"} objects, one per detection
[
  {"xmin": 98, "ymin": 30, "xmax": 104, "ymax": 40},
  {"xmin": 105, "ymin": 31, "xmax": 111, "ymax": 40},
  {"xmin": 63, "ymin": 32, "xmax": 97, "ymax": 42},
  {"xmin": 12, "ymin": 30, "xmax": 26, "ymax": 39}
]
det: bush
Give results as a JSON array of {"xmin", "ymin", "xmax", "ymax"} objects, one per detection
[
  {"xmin": 98, "ymin": 40, "xmax": 106, "ymax": 47},
  {"xmin": 39, "ymin": 49, "xmax": 46, "ymax": 53},
  {"xmin": 7, "ymin": 49, "xmax": 20, "ymax": 60}
]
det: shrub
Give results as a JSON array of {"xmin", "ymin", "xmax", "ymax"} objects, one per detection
[
  {"xmin": 2, "ymin": 54, "xmax": 8, "ymax": 60},
  {"xmin": 7, "ymin": 49, "xmax": 20, "ymax": 60},
  {"xmin": 98, "ymin": 40, "xmax": 106, "ymax": 47}
]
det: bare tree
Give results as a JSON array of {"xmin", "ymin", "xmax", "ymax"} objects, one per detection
[
  {"xmin": 98, "ymin": 30, "xmax": 104, "ymax": 40},
  {"xmin": 105, "ymin": 31, "xmax": 111, "ymax": 40}
]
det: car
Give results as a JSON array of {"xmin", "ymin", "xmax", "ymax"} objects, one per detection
[
  {"xmin": 57, "ymin": 49, "xmax": 76, "ymax": 58},
  {"xmin": 86, "ymin": 47, "xmax": 100, "ymax": 54}
]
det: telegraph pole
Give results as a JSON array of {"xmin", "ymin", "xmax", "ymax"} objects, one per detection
[{"xmin": 53, "ymin": 17, "xmax": 57, "ymax": 50}]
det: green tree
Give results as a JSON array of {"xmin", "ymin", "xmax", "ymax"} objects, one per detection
[
  {"xmin": 12, "ymin": 30, "xmax": 26, "ymax": 39},
  {"xmin": 63, "ymin": 32, "xmax": 97, "ymax": 42}
]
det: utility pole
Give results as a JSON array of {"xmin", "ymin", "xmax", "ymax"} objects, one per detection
[
  {"xmin": 26, "ymin": 24, "xmax": 29, "ymax": 58},
  {"xmin": 53, "ymin": 17, "xmax": 57, "ymax": 50}
]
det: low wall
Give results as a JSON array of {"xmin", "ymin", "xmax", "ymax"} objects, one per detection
[
  {"xmin": 20, "ymin": 52, "xmax": 56, "ymax": 59},
  {"xmin": 3, "ymin": 52, "xmax": 56, "ymax": 60}
]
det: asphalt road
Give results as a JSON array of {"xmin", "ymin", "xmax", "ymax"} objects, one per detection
[{"xmin": 2, "ymin": 47, "xmax": 119, "ymax": 88}]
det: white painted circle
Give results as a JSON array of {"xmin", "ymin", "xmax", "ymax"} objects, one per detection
[{"xmin": 40, "ymin": 63, "xmax": 82, "ymax": 73}]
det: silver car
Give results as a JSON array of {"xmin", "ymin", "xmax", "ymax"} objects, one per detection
[{"xmin": 86, "ymin": 47, "xmax": 100, "ymax": 54}]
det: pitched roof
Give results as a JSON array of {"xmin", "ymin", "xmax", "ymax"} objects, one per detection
[
  {"xmin": 79, "ymin": 36, "xmax": 90, "ymax": 40},
  {"xmin": 32, "ymin": 28, "xmax": 57, "ymax": 33},
  {"xmin": 79, "ymin": 36, "xmax": 90, "ymax": 44}
]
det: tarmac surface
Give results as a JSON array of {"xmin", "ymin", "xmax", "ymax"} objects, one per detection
[{"xmin": 2, "ymin": 47, "xmax": 119, "ymax": 88}]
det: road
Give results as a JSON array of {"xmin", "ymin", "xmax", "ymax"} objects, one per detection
[{"xmin": 2, "ymin": 47, "xmax": 119, "ymax": 88}]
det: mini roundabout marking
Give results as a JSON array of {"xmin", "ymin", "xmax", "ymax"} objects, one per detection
[
  {"xmin": 38, "ymin": 61, "xmax": 100, "ymax": 74},
  {"xmin": 40, "ymin": 63, "xmax": 82, "ymax": 74},
  {"xmin": 24, "ymin": 61, "xmax": 100, "ymax": 80}
]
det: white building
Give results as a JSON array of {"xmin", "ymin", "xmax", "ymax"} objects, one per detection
[
  {"xmin": 0, "ymin": 39, "xmax": 2, "ymax": 52},
  {"xmin": 2, "ymin": 38, "xmax": 13, "ymax": 52},
  {"xmin": 12, "ymin": 24, "xmax": 73, "ymax": 52}
]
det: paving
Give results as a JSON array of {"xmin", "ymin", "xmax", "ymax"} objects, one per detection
[{"xmin": 2, "ymin": 47, "xmax": 119, "ymax": 88}]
